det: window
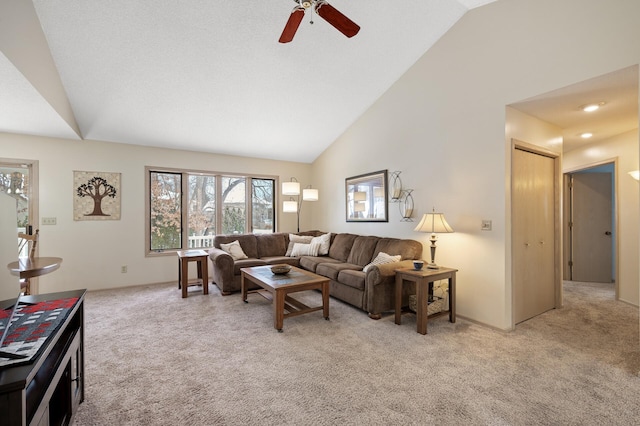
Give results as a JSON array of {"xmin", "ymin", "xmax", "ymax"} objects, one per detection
[{"xmin": 147, "ymin": 167, "xmax": 276, "ymax": 254}]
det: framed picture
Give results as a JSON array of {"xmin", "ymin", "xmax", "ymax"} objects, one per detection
[
  {"xmin": 73, "ymin": 171, "xmax": 121, "ymax": 221},
  {"xmin": 345, "ymin": 170, "xmax": 388, "ymax": 222}
]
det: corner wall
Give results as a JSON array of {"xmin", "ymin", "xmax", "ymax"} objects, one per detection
[
  {"xmin": 311, "ymin": 0, "xmax": 640, "ymax": 329},
  {"xmin": 0, "ymin": 132, "xmax": 312, "ymax": 292}
]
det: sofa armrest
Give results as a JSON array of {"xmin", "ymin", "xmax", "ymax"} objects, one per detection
[
  {"xmin": 209, "ymin": 248, "xmax": 234, "ymax": 293},
  {"xmin": 366, "ymin": 260, "xmax": 414, "ymax": 285},
  {"xmin": 364, "ymin": 260, "xmax": 415, "ymax": 317}
]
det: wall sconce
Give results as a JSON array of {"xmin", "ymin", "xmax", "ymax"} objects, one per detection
[
  {"xmin": 414, "ymin": 208, "xmax": 454, "ymax": 269},
  {"xmin": 628, "ymin": 170, "xmax": 639, "ymax": 181},
  {"xmin": 389, "ymin": 171, "xmax": 403, "ymax": 202},
  {"xmin": 399, "ymin": 189, "xmax": 414, "ymax": 221},
  {"xmin": 282, "ymin": 177, "xmax": 319, "ymax": 232}
]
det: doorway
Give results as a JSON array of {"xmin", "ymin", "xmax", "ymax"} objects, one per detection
[{"xmin": 563, "ymin": 162, "xmax": 616, "ymax": 291}]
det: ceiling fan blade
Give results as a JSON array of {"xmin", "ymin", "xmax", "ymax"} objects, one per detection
[
  {"xmin": 279, "ymin": 6, "xmax": 306, "ymax": 43},
  {"xmin": 314, "ymin": 1, "xmax": 360, "ymax": 38}
]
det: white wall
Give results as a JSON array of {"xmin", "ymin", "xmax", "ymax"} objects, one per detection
[
  {"xmin": 0, "ymin": 132, "xmax": 312, "ymax": 293},
  {"xmin": 312, "ymin": 0, "xmax": 640, "ymax": 329},
  {"xmin": 563, "ymin": 130, "xmax": 640, "ymax": 306}
]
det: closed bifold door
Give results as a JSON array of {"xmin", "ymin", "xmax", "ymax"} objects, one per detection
[{"xmin": 513, "ymin": 147, "xmax": 556, "ymax": 324}]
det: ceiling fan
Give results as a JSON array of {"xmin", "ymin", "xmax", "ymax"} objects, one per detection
[{"xmin": 279, "ymin": 0, "xmax": 360, "ymax": 43}]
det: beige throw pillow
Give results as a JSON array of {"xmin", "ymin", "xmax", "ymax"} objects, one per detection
[
  {"xmin": 290, "ymin": 242, "xmax": 320, "ymax": 257},
  {"xmin": 286, "ymin": 234, "xmax": 314, "ymax": 256},
  {"xmin": 363, "ymin": 252, "xmax": 401, "ymax": 273},
  {"xmin": 219, "ymin": 240, "xmax": 248, "ymax": 260},
  {"xmin": 311, "ymin": 233, "xmax": 331, "ymax": 256}
]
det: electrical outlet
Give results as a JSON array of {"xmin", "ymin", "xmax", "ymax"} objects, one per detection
[
  {"xmin": 481, "ymin": 220, "xmax": 492, "ymax": 231},
  {"xmin": 42, "ymin": 217, "xmax": 57, "ymax": 225},
  {"xmin": 121, "ymin": 265, "xmax": 128, "ymax": 273}
]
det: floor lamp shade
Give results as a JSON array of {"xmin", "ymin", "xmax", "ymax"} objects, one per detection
[{"xmin": 282, "ymin": 181, "xmax": 301, "ymax": 196}]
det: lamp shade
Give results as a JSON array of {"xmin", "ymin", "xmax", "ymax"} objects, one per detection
[
  {"xmin": 414, "ymin": 212, "xmax": 453, "ymax": 234},
  {"xmin": 282, "ymin": 181, "xmax": 300, "ymax": 195},
  {"xmin": 303, "ymin": 188, "xmax": 319, "ymax": 201},
  {"xmin": 629, "ymin": 170, "xmax": 639, "ymax": 181},
  {"xmin": 283, "ymin": 200, "xmax": 298, "ymax": 212},
  {"xmin": 354, "ymin": 202, "xmax": 366, "ymax": 212}
]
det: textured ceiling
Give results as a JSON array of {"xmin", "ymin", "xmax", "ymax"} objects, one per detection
[{"xmin": 0, "ymin": 0, "xmax": 496, "ymax": 163}]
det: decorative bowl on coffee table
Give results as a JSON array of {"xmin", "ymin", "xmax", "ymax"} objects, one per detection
[{"xmin": 271, "ymin": 265, "xmax": 291, "ymax": 275}]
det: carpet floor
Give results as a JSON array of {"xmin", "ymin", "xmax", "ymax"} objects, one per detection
[{"xmin": 73, "ymin": 280, "xmax": 639, "ymax": 425}]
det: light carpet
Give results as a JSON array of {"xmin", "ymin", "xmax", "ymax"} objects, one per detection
[{"xmin": 73, "ymin": 281, "xmax": 640, "ymax": 425}]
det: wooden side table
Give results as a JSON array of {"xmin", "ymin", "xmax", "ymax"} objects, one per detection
[
  {"xmin": 176, "ymin": 250, "xmax": 209, "ymax": 298},
  {"xmin": 7, "ymin": 256, "xmax": 63, "ymax": 295},
  {"xmin": 395, "ymin": 267, "xmax": 457, "ymax": 334}
]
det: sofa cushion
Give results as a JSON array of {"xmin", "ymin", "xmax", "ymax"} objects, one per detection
[
  {"xmin": 215, "ymin": 234, "xmax": 258, "ymax": 259},
  {"xmin": 233, "ymin": 258, "xmax": 267, "ymax": 274},
  {"xmin": 337, "ymin": 269, "xmax": 366, "ymax": 291},
  {"xmin": 263, "ymin": 256, "xmax": 299, "ymax": 267},
  {"xmin": 328, "ymin": 233, "xmax": 358, "ymax": 262},
  {"xmin": 219, "ymin": 240, "xmax": 248, "ymax": 260},
  {"xmin": 316, "ymin": 262, "xmax": 362, "ymax": 281},
  {"xmin": 374, "ymin": 238, "xmax": 423, "ymax": 260},
  {"xmin": 347, "ymin": 236, "xmax": 380, "ymax": 267},
  {"xmin": 299, "ymin": 256, "xmax": 340, "ymax": 272},
  {"xmin": 256, "ymin": 233, "xmax": 287, "ymax": 258}
]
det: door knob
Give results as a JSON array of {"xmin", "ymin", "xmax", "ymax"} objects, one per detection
[{"xmin": 605, "ymin": 231, "xmax": 612, "ymax": 236}]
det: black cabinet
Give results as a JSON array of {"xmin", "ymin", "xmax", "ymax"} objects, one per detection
[{"xmin": 0, "ymin": 290, "xmax": 85, "ymax": 426}]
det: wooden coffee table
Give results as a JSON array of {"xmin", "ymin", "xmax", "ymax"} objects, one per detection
[{"xmin": 241, "ymin": 265, "xmax": 329, "ymax": 332}]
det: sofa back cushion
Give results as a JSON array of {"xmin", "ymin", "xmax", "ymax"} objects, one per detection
[
  {"xmin": 214, "ymin": 234, "xmax": 258, "ymax": 259},
  {"xmin": 328, "ymin": 233, "xmax": 358, "ymax": 262},
  {"xmin": 374, "ymin": 238, "xmax": 423, "ymax": 261},
  {"xmin": 256, "ymin": 233, "xmax": 288, "ymax": 258},
  {"xmin": 347, "ymin": 236, "xmax": 380, "ymax": 267}
]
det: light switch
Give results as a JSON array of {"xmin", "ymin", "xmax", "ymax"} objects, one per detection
[
  {"xmin": 481, "ymin": 219, "xmax": 492, "ymax": 231},
  {"xmin": 42, "ymin": 217, "xmax": 57, "ymax": 225}
]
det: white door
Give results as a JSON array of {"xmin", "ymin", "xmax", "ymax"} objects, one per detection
[
  {"xmin": 570, "ymin": 173, "xmax": 613, "ymax": 283},
  {"xmin": 513, "ymin": 147, "xmax": 557, "ymax": 324}
]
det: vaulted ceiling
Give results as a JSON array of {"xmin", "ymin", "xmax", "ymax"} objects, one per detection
[{"xmin": 0, "ymin": 0, "xmax": 496, "ymax": 163}]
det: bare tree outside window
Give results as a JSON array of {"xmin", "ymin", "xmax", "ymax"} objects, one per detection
[
  {"xmin": 188, "ymin": 175, "xmax": 216, "ymax": 247},
  {"xmin": 147, "ymin": 168, "xmax": 276, "ymax": 253},
  {"xmin": 150, "ymin": 172, "xmax": 181, "ymax": 250}
]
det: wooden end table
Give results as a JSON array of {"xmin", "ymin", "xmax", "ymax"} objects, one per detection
[
  {"xmin": 176, "ymin": 250, "xmax": 209, "ymax": 298},
  {"xmin": 241, "ymin": 265, "xmax": 329, "ymax": 332},
  {"xmin": 395, "ymin": 266, "xmax": 457, "ymax": 334}
]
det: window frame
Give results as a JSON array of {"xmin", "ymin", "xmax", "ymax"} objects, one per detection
[{"xmin": 145, "ymin": 166, "xmax": 277, "ymax": 256}]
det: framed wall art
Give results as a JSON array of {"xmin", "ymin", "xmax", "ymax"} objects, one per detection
[
  {"xmin": 345, "ymin": 170, "xmax": 388, "ymax": 222},
  {"xmin": 73, "ymin": 171, "xmax": 121, "ymax": 221}
]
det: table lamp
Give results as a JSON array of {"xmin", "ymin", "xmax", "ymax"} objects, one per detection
[{"xmin": 414, "ymin": 209, "xmax": 453, "ymax": 269}]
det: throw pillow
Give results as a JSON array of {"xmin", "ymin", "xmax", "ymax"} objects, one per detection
[
  {"xmin": 290, "ymin": 242, "xmax": 320, "ymax": 257},
  {"xmin": 285, "ymin": 234, "xmax": 314, "ymax": 256},
  {"xmin": 362, "ymin": 252, "xmax": 401, "ymax": 273},
  {"xmin": 219, "ymin": 240, "xmax": 248, "ymax": 260},
  {"xmin": 311, "ymin": 233, "xmax": 331, "ymax": 256}
]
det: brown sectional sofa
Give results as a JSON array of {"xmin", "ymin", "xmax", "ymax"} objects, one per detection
[{"xmin": 208, "ymin": 231, "xmax": 423, "ymax": 319}]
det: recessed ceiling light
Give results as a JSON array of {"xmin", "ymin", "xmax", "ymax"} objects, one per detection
[
  {"xmin": 581, "ymin": 102, "xmax": 605, "ymax": 112},
  {"xmin": 581, "ymin": 132, "xmax": 593, "ymax": 139}
]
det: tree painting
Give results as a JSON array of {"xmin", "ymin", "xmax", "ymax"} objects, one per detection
[
  {"xmin": 77, "ymin": 177, "xmax": 117, "ymax": 216},
  {"xmin": 73, "ymin": 171, "xmax": 121, "ymax": 221}
]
